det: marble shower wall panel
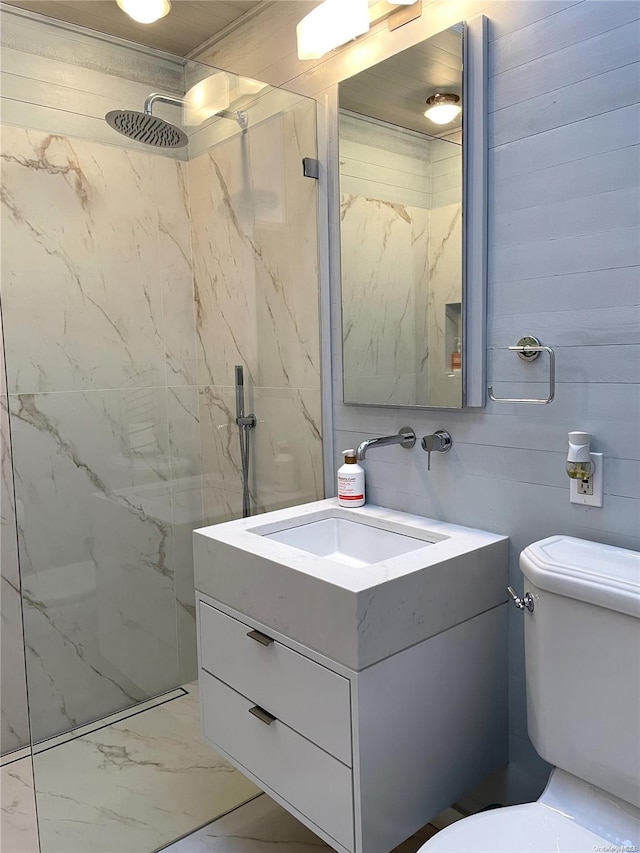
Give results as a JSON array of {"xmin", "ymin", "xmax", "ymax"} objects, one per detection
[
  {"xmin": 427, "ymin": 202, "xmax": 463, "ymax": 408},
  {"xmin": 8, "ymin": 388, "xmax": 182, "ymax": 740},
  {"xmin": 189, "ymin": 100, "xmax": 320, "ymax": 392},
  {"xmin": 198, "ymin": 385, "xmax": 322, "ymax": 527},
  {"xmin": 189, "ymin": 97, "xmax": 323, "ymax": 523},
  {"xmin": 412, "ymin": 208, "xmax": 431, "ymax": 404},
  {"xmin": 250, "ymin": 103, "xmax": 321, "ymax": 392},
  {"xmin": 198, "ymin": 385, "xmax": 247, "ymax": 529},
  {"xmin": 167, "ymin": 386, "xmax": 203, "ymax": 685},
  {"xmin": 1, "ymin": 121, "xmax": 199, "ymax": 739},
  {"xmin": 0, "ymin": 125, "xmax": 191, "ymax": 395},
  {"xmin": 157, "ymin": 160, "xmax": 198, "ymax": 388},
  {"xmin": 0, "ymin": 328, "xmax": 31, "ymax": 754},
  {"xmin": 341, "ymin": 195, "xmax": 423, "ymax": 405},
  {"xmin": 189, "ymin": 141, "xmax": 260, "ymax": 388}
]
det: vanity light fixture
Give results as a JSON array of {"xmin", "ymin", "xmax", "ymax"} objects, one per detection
[
  {"xmin": 116, "ymin": 0, "xmax": 171, "ymax": 24},
  {"xmin": 184, "ymin": 73, "xmax": 230, "ymax": 126},
  {"xmin": 424, "ymin": 93, "xmax": 461, "ymax": 125},
  {"xmin": 296, "ymin": 0, "xmax": 370, "ymax": 60}
]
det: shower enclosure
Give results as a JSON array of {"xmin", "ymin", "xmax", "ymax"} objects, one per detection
[{"xmin": 0, "ymin": 5, "xmax": 323, "ymax": 851}]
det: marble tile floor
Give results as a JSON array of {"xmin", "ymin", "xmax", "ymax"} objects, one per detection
[
  {"xmin": 1, "ymin": 681, "xmax": 456, "ymax": 853},
  {"xmin": 0, "ymin": 755, "xmax": 40, "ymax": 853},
  {"xmin": 163, "ymin": 794, "xmax": 443, "ymax": 853},
  {"xmin": 1, "ymin": 682, "xmax": 260, "ymax": 853}
]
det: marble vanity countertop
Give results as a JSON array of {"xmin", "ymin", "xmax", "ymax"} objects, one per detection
[{"xmin": 193, "ymin": 499, "xmax": 508, "ymax": 670}]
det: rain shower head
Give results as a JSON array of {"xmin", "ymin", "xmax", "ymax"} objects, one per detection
[
  {"xmin": 105, "ymin": 109, "xmax": 188, "ymax": 148},
  {"xmin": 106, "ymin": 93, "xmax": 188, "ymax": 148},
  {"xmin": 105, "ymin": 90, "xmax": 249, "ymax": 149}
]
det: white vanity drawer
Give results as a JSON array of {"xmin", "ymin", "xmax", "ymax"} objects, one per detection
[
  {"xmin": 199, "ymin": 602, "xmax": 352, "ymax": 765},
  {"xmin": 201, "ymin": 670, "xmax": 354, "ymax": 851}
]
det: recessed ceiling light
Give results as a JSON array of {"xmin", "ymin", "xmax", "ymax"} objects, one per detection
[
  {"xmin": 424, "ymin": 93, "xmax": 461, "ymax": 125},
  {"xmin": 116, "ymin": 0, "xmax": 171, "ymax": 25}
]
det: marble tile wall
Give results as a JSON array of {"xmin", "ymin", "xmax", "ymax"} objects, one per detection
[
  {"xmin": 425, "ymin": 202, "xmax": 463, "ymax": 408},
  {"xmin": 1, "ymin": 82, "xmax": 323, "ymax": 746},
  {"xmin": 188, "ymin": 98, "xmax": 323, "ymax": 528},
  {"xmin": 1, "ymin": 315, "xmax": 31, "ymax": 755},
  {"xmin": 1, "ymin": 125, "xmax": 198, "ymax": 741},
  {"xmin": 339, "ymin": 114, "xmax": 462, "ymax": 408},
  {"xmin": 341, "ymin": 194, "xmax": 425, "ymax": 405},
  {"xmin": 340, "ymin": 192, "xmax": 461, "ymax": 407}
]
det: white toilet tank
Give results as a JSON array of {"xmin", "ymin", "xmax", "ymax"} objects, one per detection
[{"xmin": 520, "ymin": 536, "xmax": 640, "ymax": 809}]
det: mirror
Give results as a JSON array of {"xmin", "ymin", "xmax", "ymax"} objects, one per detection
[{"xmin": 339, "ymin": 24, "xmax": 467, "ymax": 408}]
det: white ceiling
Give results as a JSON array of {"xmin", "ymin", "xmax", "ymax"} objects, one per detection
[{"xmin": 3, "ymin": 0, "xmax": 264, "ymax": 56}]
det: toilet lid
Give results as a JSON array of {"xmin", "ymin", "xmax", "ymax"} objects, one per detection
[{"xmin": 418, "ymin": 803, "xmax": 627, "ymax": 852}]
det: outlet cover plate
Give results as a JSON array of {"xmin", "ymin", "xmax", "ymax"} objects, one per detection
[{"xmin": 570, "ymin": 452, "xmax": 603, "ymax": 507}]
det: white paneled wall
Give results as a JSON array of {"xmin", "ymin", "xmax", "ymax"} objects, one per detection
[
  {"xmin": 0, "ymin": 7, "xmax": 186, "ymax": 156},
  {"xmin": 339, "ymin": 112, "xmax": 432, "ymax": 207},
  {"xmin": 201, "ymin": 0, "xmax": 640, "ymax": 807}
]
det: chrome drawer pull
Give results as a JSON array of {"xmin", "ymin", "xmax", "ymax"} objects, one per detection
[
  {"xmin": 247, "ymin": 629, "xmax": 273, "ymax": 646},
  {"xmin": 248, "ymin": 705, "xmax": 276, "ymax": 726}
]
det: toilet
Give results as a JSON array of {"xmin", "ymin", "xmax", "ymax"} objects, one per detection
[{"xmin": 420, "ymin": 535, "xmax": 640, "ymax": 852}]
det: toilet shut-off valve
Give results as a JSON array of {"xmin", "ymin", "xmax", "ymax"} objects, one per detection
[
  {"xmin": 507, "ymin": 586, "xmax": 534, "ymax": 613},
  {"xmin": 420, "ymin": 430, "xmax": 452, "ymax": 470}
]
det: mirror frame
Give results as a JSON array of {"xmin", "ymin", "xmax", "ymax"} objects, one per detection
[{"xmin": 328, "ymin": 15, "xmax": 487, "ymax": 409}]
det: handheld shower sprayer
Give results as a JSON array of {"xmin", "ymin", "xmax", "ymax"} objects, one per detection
[{"xmin": 235, "ymin": 365, "xmax": 257, "ymax": 518}]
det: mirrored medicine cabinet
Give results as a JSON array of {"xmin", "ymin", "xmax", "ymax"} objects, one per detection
[{"xmin": 337, "ymin": 16, "xmax": 487, "ymax": 408}]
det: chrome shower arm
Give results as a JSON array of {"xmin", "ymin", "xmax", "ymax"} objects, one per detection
[
  {"xmin": 144, "ymin": 92, "xmax": 184, "ymax": 115},
  {"xmin": 143, "ymin": 94, "xmax": 248, "ymax": 129}
]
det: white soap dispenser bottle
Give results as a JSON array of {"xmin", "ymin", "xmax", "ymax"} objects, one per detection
[{"xmin": 337, "ymin": 449, "xmax": 365, "ymax": 507}]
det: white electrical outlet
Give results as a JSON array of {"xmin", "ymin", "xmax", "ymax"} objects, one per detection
[{"xmin": 570, "ymin": 452, "xmax": 603, "ymax": 507}]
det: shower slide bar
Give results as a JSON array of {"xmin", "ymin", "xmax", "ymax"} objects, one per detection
[{"xmin": 235, "ymin": 365, "xmax": 257, "ymax": 518}]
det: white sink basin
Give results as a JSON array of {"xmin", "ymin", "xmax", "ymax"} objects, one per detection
[
  {"xmin": 263, "ymin": 516, "xmax": 431, "ymax": 568},
  {"xmin": 194, "ymin": 499, "xmax": 508, "ymax": 670}
]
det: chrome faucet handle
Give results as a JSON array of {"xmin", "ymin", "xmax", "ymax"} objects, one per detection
[{"xmin": 420, "ymin": 430, "xmax": 452, "ymax": 471}]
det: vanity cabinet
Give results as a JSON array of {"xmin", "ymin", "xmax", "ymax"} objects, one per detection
[{"xmin": 197, "ymin": 592, "xmax": 507, "ymax": 853}]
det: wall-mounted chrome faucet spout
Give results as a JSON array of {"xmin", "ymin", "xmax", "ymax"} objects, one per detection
[{"xmin": 356, "ymin": 427, "xmax": 416, "ymax": 460}]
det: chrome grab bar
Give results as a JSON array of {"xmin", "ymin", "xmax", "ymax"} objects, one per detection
[{"xmin": 488, "ymin": 336, "xmax": 555, "ymax": 405}]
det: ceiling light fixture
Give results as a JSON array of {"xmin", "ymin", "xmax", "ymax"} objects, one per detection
[
  {"xmin": 296, "ymin": 0, "xmax": 370, "ymax": 61},
  {"xmin": 424, "ymin": 93, "xmax": 461, "ymax": 125},
  {"xmin": 116, "ymin": 0, "xmax": 171, "ymax": 25}
]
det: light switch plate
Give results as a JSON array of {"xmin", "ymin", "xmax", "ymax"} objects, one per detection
[{"xmin": 570, "ymin": 452, "xmax": 603, "ymax": 507}]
